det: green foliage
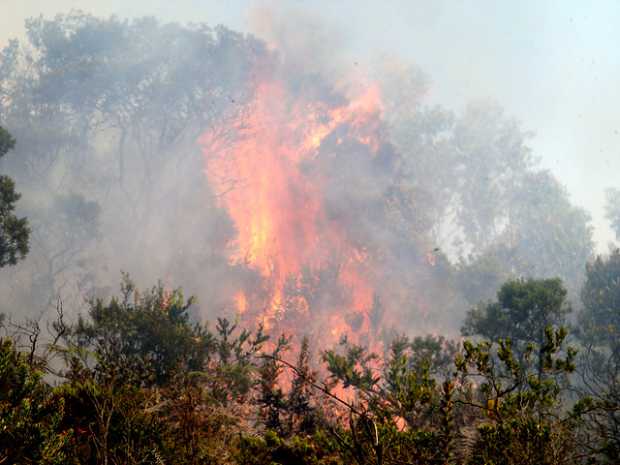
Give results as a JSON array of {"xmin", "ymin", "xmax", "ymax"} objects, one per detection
[
  {"xmin": 287, "ymin": 337, "xmax": 318, "ymax": 435},
  {"xmin": 574, "ymin": 250, "xmax": 620, "ymax": 463},
  {"xmin": 0, "ymin": 9, "xmax": 606, "ymax": 462},
  {"xmin": 456, "ymin": 278, "xmax": 586, "ymax": 464},
  {"xmin": 456, "ymin": 327, "xmax": 577, "ymax": 465},
  {"xmin": 65, "ymin": 274, "xmax": 210, "ymax": 387},
  {"xmin": 321, "ymin": 336, "xmax": 458, "ymax": 464},
  {"xmin": 0, "ymin": 276, "xmax": 611, "ymax": 464},
  {"xmin": 256, "ymin": 335, "xmax": 290, "ymax": 433},
  {"xmin": 572, "ymin": 347, "xmax": 620, "ymax": 464},
  {"xmin": 236, "ymin": 430, "xmax": 343, "ymax": 465},
  {"xmin": 467, "ymin": 419, "xmax": 564, "ymax": 465},
  {"xmin": 0, "ymin": 338, "xmax": 72, "ymax": 464},
  {"xmin": 60, "ymin": 276, "xmax": 274, "ymax": 464},
  {"xmin": 579, "ymin": 249, "xmax": 620, "ymax": 353},
  {"xmin": 462, "ymin": 278, "xmax": 571, "ymax": 352},
  {"xmin": 0, "ymin": 126, "xmax": 29, "ymax": 267}
]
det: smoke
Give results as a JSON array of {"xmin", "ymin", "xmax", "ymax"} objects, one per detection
[
  {"xmin": 248, "ymin": 4, "xmax": 346, "ymax": 78},
  {"xmin": 3, "ymin": 1, "xmax": 618, "ymax": 247},
  {"xmin": 0, "ymin": 2, "xmax": 615, "ymax": 348}
]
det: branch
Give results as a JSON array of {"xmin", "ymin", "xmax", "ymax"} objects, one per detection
[{"xmin": 260, "ymin": 353, "xmax": 364, "ymax": 417}]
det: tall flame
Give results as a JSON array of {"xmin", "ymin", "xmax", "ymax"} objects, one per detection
[{"xmin": 200, "ymin": 76, "xmax": 385, "ymax": 348}]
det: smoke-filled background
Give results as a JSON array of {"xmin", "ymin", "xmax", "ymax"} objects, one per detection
[{"xmin": 1, "ymin": 0, "xmax": 618, "ymax": 345}]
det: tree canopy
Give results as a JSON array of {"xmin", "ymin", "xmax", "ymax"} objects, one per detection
[
  {"xmin": 0, "ymin": 126, "xmax": 29, "ymax": 267},
  {"xmin": 3, "ymin": 275, "xmax": 611, "ymax": 465},
  {"xmin": 462, "ymin": 278, "xmax": 571, "ymax": 350},
  {"xmin": 578, "ymin": 249, "xmax": 620, "ymax": 353}
]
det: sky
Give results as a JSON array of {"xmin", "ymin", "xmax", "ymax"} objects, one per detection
[{"xmin": 1, "ymin": 0, "xmax": 619, "ymax": 249}]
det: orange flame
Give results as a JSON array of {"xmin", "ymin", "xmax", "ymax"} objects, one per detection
[{"xmin": 200, "ymin": 76, "xmax": 384, "ymax": 349}]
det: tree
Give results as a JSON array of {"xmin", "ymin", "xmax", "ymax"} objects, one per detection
[
  {"xmin": 456, "ymin": 330, "xmax": 578, "ymax": 465},
  {"xmin": 256, "ymin": 336, "xmax": 289, "ymax": 434},
  {"xmin": 498, "ymin": 171, "xmax": 593, "ymax": 292},
  {"xmin": 574, "ymin": 342, "xmax": 620, "ymax": 463},
  {"xmin": 575, "ymin": 250, "xmax": 620, "ymax": 462},
  {"xmin": 286, "ymin": 336, "xmax": 318, "ymax": 435},
  {"xmin": 63, "ymin": 274, "xmax": 212, "ymax": 387},
  {"xmin": 451, "ymin": 102, "xmax": 533, "ymax": 252},
  {"xmin": 388, "ymin": 93, "xmax": 592, "ymax": 314},
  {"xmin": 0, "ymin": 271, "xmax": 608, "ymax": 464},
  {"xmin": 320, "ymin": 336, "xmax": 456, "ymax": 465},
  {"xmin": 54, "ymin": 276, "xmax": 272, "ymax": 464},
  {"xmin": 0, "ymin": 126, "xmax": 29, "ymax": 267},
  {"xmin": 462, "ymin": 278, "xmax": 571, "ymax": 369},
  {"xmin": 454, "ymin": 170, "xmax": 593, "ymax": 305},
  {"xmin": 0, "ymin": 338, "xmax": 71, "ymax": 464},
  {"xmin": 0, "ymin": 12, "xmax": 266, "ymax": 318},
  {"xmin": 579, "ymin": 249, "xmax": 620, "ymax": 353}
]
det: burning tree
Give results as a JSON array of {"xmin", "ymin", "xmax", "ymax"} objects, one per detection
[{"xmin": 200, "ymin": 65, "xmax": 432, "ymax": 350}]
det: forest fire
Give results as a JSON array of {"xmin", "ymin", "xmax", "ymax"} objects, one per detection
[{"xmin": 199, "ymin": 76, "xmax": 386, "ymax": 349}]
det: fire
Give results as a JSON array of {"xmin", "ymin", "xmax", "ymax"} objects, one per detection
[
  {"xmin": 200, "ymin": 75, "xmax": 385, "ymax": 349},
  {"xmin": 234, "ymin": 291, "xmax": 248, "ymax": 314}
]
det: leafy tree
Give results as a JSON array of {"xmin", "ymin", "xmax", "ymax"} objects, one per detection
[
  {"xmin": 451, "ymin": 102, "xmax": 533, "ymax": 252},
  {"xmin": 63, "ymin": 274, "xmax": 210, "ymax": 387},
  {"xmin": 456, "ymin": 328, "xmax": 578, "ymax": 465},
  {"xmin": 496, "ymin": 171, "xmax": 593, "ymax": 292},
  {"xmin": 0, "ymin": 12, "xmax": 266, "ymax": 318},
  {"xmin": 407, "ymin": 334, "xmax": 459, "ymax": 379},
  {"xmin": 0, "ymin": 126, "xmax": 29, "ymax": 267},
  {"xmin": 462, "ymin": 278, "xmax": 572, "ymax": 370},
  {"xmin": 579, "ymin": 249, "xmax": 620, "ymax": 353},
  {"xmin": 574, "ymin": 250, "xmax": 620, "ymax": 462},
  {"xmin": 0, "ymin": 273, "xmax": 607, "ymax": 464},
  {"xmin": 389, "ymin": 91, "xmax": 592, "ymax": 312},
  {"xmin": 448, "ymin": 104, "xmax": 593, "ymax": 291},
  {"xmin": 54, "ymin": 276, "xmax": 271, "ymax": 464},
  {"xmin": 320, "ymin": 336, "xmax": 457, "ymax": 465},
  {"xmin": 0, "ymin": 338, "xmax": 71, "ymax": 464},
  {"xmin": 455, "ymin": 171, "xmax": 593, "ymax": 304}
]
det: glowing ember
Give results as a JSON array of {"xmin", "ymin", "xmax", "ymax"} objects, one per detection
[{"xmin": 199, "ymin": 75, "xmax": 384, "ymax": 348}]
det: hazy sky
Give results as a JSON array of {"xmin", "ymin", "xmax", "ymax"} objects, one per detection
[{"xmin": 2, "ymin": 0, "xmax": 619, "ymax": 248}]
